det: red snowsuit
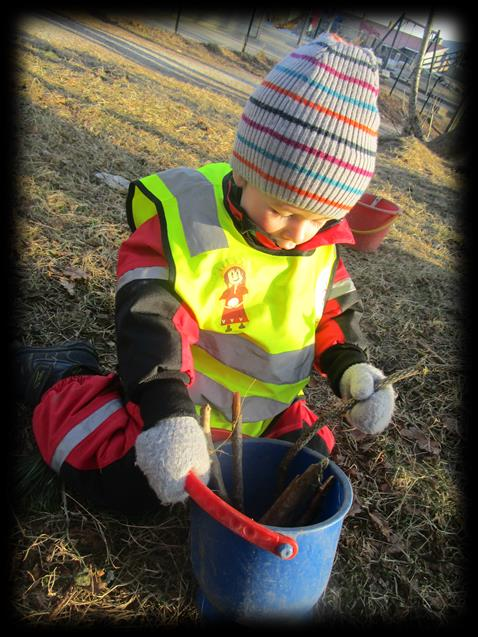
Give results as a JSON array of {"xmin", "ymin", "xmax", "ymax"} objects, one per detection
[{"xmin": 33, "ymin": 171, "xmax": 368, "ymax": 514}]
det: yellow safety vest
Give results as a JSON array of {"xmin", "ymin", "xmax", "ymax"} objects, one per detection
[{"xmin": 127, "ymin": 163, "xmax": 338, "ymax": 435}]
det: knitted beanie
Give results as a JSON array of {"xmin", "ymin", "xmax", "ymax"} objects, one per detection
[{"xmin": 230, "ymin": 33, "xmax": 380, "ymax": 218}]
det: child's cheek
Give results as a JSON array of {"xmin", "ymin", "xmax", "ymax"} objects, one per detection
[{"xmin": 259, "ymin": 214, "xmax": 282, "ymax": 234}]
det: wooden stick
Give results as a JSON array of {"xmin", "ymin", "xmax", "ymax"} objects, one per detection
[
  {"xmin": 293, "ymin": 474, "xmax": 335, "ymax": 526},
  {"xmin": 231, "ymin": 392, "xmax": 244, "ymax": 513},
  {"xmin": 200, "ymin": 403, "xmax": 230, "ymax": 503},
  {"xmin": 259, "ymin": 463, "xmax": 323, "ymax": 527},
  {"xmin": 276, "ymin": 414, "xmax": 334, "ymax": 495}
]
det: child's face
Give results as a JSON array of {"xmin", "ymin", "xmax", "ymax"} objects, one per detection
[{"xmin": 236, "ymin": 176, "xmax": 331, "ymax": 250}]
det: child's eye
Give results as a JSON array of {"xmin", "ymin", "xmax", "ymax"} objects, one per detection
[{"xmin": 270, "ymin": 209, "xmax": 289, "ymax": 218}]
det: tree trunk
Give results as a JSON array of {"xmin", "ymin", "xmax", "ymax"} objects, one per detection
[
  {"xmin": 427, "ymin": 104, "xmax": 468, "ymax": 169},
  {"xmin": 404, "ymin": 11, "xmax": 434, "ymax": 138}
]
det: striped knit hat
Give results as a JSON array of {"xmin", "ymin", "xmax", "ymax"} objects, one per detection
[{"xmin": 230, "ymin": 33, "xmax": 380, "ymax": 219}]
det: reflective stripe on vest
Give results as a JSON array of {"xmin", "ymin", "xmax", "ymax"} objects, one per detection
[
  {"xmin": 328, "ymin": 277, "xmax": 356, "ymax": 300},
  {"xmin": 129, "ymin": 167, "xmax": 229, "ymax": 255},
  {"xmin": 188, "ymin": 371, "xmax": 291, "ymax": 423},
  {"xmin": 196, "ymin": 330, "xmax": 314, "ymax": 385},
  {"xmin": 129, "ymin": 163, "xmax": 337, "ymax": 436},
  {"xmin": 116, "ymin": 266, "xmax": 169, "ymax": 293},
  {"xmin": 159, "ymin": 168, "xmax": 229, "ymax": 255},
  {"xmin": 50, "ymin": 398, "xmax": 123, "ymax": 473}
]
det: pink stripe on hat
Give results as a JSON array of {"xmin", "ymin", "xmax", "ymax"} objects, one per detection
[{"xmin": 290, "ymin": 52, "xmax": 380, "ymax": 95}]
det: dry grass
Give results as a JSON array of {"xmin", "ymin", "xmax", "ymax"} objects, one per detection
[{"xmin": 10, "ymin": 12, "xmax": 468, "ymax": 628}]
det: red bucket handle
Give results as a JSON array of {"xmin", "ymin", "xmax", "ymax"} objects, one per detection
[{"xmin": 185, "ymin": 471, "xmax": 298, "ymax": 560}]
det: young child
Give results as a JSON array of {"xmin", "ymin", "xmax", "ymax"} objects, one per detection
[{"xmin": 15, "ymin": 33, "xmax": 395, "ymax": 515}]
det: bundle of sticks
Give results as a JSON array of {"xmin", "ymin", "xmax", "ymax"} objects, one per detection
[{"xmin": 200, "ymin": 392, "xmax": 334, "ymax": 527}]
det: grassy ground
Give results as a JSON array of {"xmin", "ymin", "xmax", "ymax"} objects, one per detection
[{"xmin": 10, "ymin": 12, "xmax": 468, "ymax": 627}]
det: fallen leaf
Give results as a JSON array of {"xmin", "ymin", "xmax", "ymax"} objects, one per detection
[
  {"xmin": 383, "ymin": 538, "xmax": 406, "ymax": 555},
  {"xmin": 368, "ymin": 514, "xmax": 405, "ymax": 553},
  {"xmin": 399, "ymin": 425, "xmax": 441, "ymax": 455},
  {"xmin": 59, "ymin": 277, "xmax": 76, "ymax": 296},
  {"xmin": 91, "ymin": 568, "xmax": 107, "ymax": 594},
  {"xmin": 74, "ymin": 567, "xmax": 91, "ymax": 588},
  {"xmin": 368, "ymin": 510, "xmax": 393, "ymax": 540},
  {"xmin": 95, "ymin": 171, "xmax": 130, "ymax": 192},
  {"xmin": 441, "ymin": 416, "xmax": 459, "ymax": 435},
  {"xmin": 347, "ymin": 496, "xmax": 363, "ymax": 517},
  {"xmin": 349, "ymin": 428, "xmax": 369, "ymax": 442},
  {"xmin": 58, "ymin": 266, "xmax": 89, "ymax": 296},
  {"xmin": 358, "ymin": 440, "xmax": 376, "ymax": 453},
  {"xmin": 74, "ymin": 566, "xmax": 107, "ymax": 594},
  {"xmin": 63, "ymin": 266, "xmax": 89, "ymax": 281}
]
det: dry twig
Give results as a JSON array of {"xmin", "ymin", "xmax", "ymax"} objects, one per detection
[
  {"xmin": 294, "ymin": 474, "xmax": 335, "ymax": 526},
  {"xmin": 231, "ymin": 392, "xmax": 244, "ymax": 513},
  {"xmin": 260, "ymin": 460, "xmax": 328, "ymax": 527},
  {"xmin": 200, "ymin": 403, "xmax": 230, "ymax": 503}
]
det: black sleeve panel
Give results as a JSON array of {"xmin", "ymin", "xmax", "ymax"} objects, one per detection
[
  {"xmin": 319, "ymin": 343, "xmax": 368, "ymax": 397},
  {"xmin": 115, "ymin": 278, "xmax": 191, "ymax": 404},
  {"xmin": 138, "ymin": 378, "xmax": 197, "ymax": 429}
]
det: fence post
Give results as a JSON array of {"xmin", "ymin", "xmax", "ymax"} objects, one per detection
[
  {"xmin": 389, "ymin": 57, "xmax": 409, "ymax": 95},
  {"xmin": 297, "ymin": 13, "xmax": 309, "ymax": 45},
  {"xmin": 383, "ymin": 14, "xmax": 404, "ymax": 70},
  {"xmin": 420, "ymin": 74, "xmax": 441, "ymax": 114},
  {"xmin": 445, "ymin": 96, "xmax": 465, "ymax": 133},
  {"xmin": 373, "ymin": 13, "xmax": 405, "ymax": 55},
  {"xmin": 425, "ymin": 30, "xmax": 440, "ymax": 94},
  {"xmin": 242, "ymin": 9, "xmax": 256, "ymax": 53},
  {"xmin": 174, "ymin": 9, "xmax": 181, "ymax": 34},
  {"xmin": 313, "ymin": 17, "xmax": 322, "ymax": 39}
]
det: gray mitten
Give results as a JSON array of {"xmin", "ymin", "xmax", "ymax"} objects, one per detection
[
  {"xmin": 135, "ymin": 416, "xmax": 211, "ymax": 505},
  {"xmin": 339, "ymin": 363, "xmax": 395, "ymax": 434}
]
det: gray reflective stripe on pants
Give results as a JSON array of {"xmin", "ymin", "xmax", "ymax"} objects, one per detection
[
  {"xmin": 158, "ymin": 168, "xmax": 228, "ymax": 256},
  {"xmin": 188, "ymin": 372, "xmax": 290, "ymax": 423},
  {"xmin": 197, "ymin": 330, "xmax": 314, "ymax": 385},
  {"xmin": 116, "ymin": 266, "xmax": 169, "ymax": 293},
  {"xmin": 50, "ymin": 398, "xmax": 124, "ymax": 473}
]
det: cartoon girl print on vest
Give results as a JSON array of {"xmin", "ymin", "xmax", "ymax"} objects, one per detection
[{"xmin": 220, "ymin": 266, "xmax": 249, "ymax": 332}]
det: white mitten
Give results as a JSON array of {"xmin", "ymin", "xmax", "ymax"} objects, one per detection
[
  {"xmin": 135, "ymin": 416, "xmax": 211, "ymax": 505},
  {"xmin": 339, "ymin": 363, "xmax": 395, "ymax": 434}
]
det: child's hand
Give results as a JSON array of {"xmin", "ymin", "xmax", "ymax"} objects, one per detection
[
  {"xmin": 135, "ymin": 417, "xmax": 211, "ymax": 504},
  {"xmin": 339, "ymin": 363, "xmax": 395, "ymax": 434}
]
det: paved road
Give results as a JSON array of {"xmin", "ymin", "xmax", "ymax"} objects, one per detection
[
  {"xmin": 148, "ymin": 10, "xmax": 307, "ymax": 61},
  {"xmin": 33, "ymin": 11, "xmax": 262, "ymax": 105}
]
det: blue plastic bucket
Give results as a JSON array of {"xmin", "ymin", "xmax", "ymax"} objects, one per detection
[{"xmin": 189, "ymin": 438, "xmax": 353, "ymax": 624}]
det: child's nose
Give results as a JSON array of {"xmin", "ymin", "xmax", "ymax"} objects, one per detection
[{"xmin": 283, "ymin": 217, "xmax": 309, "ymax": 244}]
